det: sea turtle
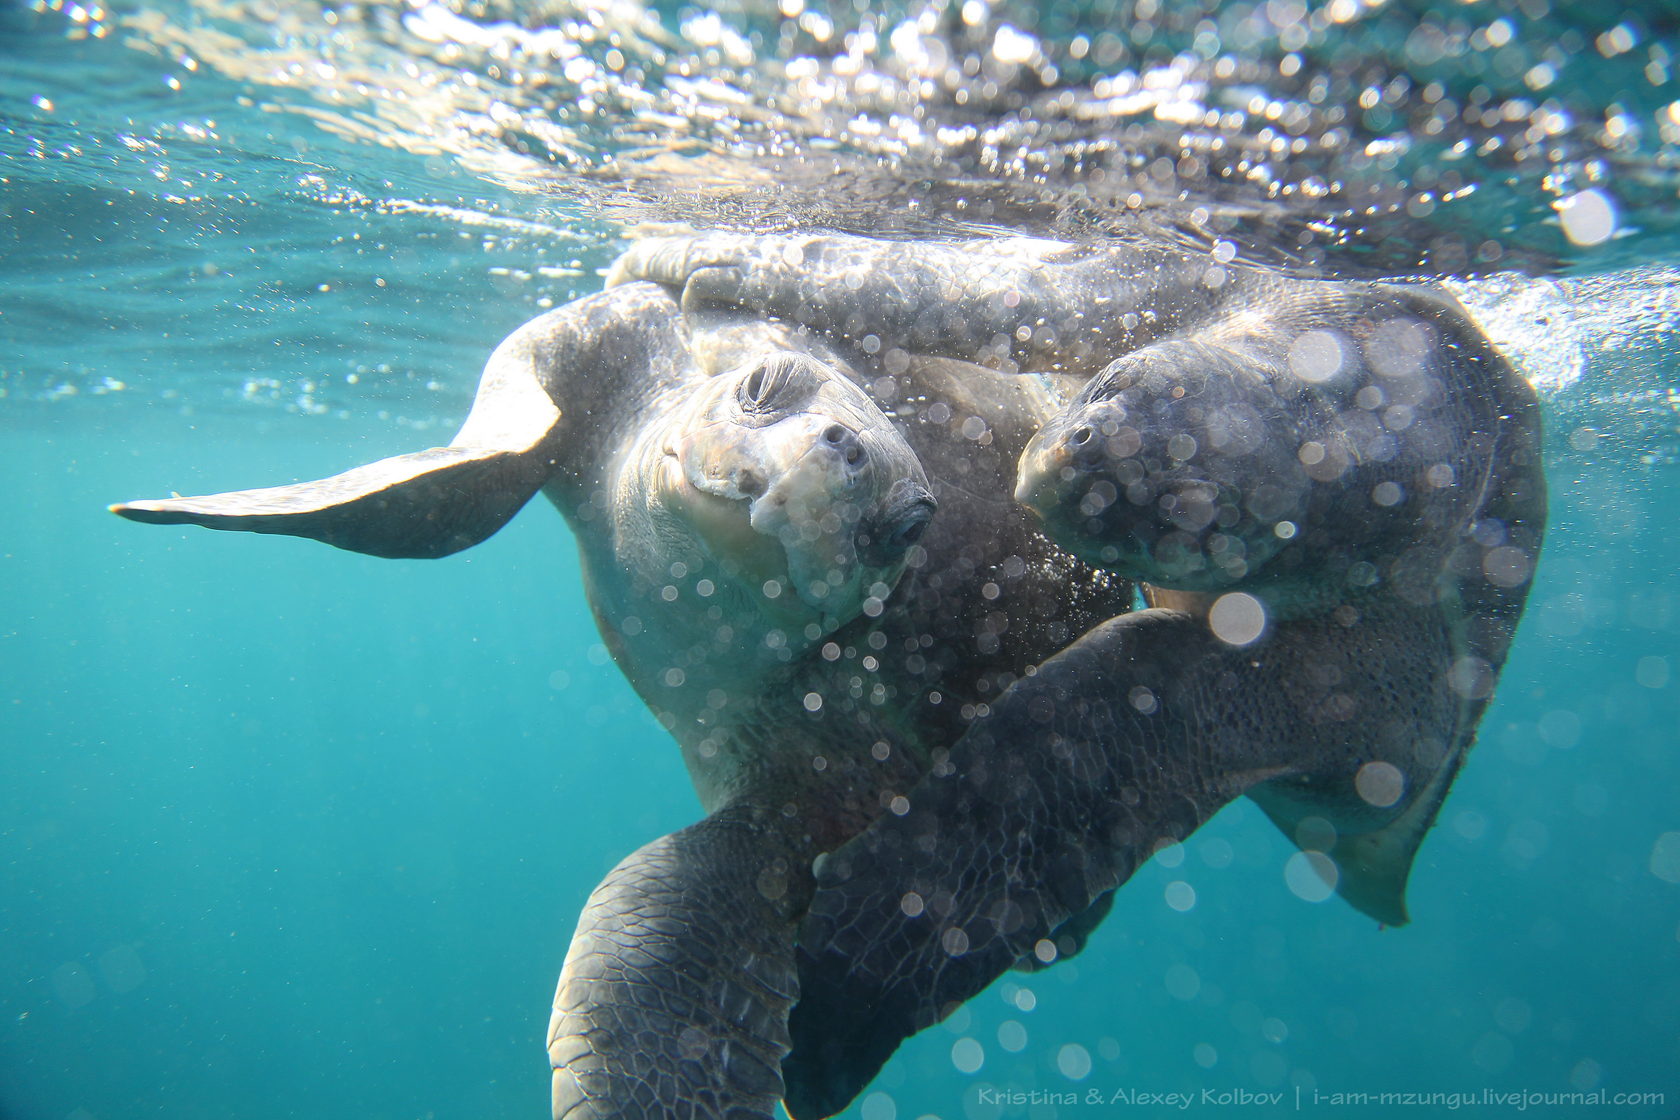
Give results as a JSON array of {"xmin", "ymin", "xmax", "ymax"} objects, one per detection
[
  {"xmin": 110, "ymin": 278, "xmax": 1142, "ymax": 1118},
  {"xmin": 611, "ymin": 231, "xmax": 1546, "ymax": 1113}
]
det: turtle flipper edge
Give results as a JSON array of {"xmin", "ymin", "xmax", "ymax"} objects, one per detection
[
  {"xmin": 549, "ymin": 806, "xmax": 805, "ymax": 1120},
  {"xmin": 1013, "ymin": 890, "xmax": 1117, "ymax": 973}
]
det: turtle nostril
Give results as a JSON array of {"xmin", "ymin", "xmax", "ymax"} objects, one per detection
[
  {"xmin": 822, "ymin": 424, "xmax": 867, "ymax": 469},
  {"xmin": 1070, "ymin": 426, "xmax": 1094, "ymax": 446}
]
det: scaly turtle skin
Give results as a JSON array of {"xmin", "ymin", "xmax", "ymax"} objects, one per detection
[
  {"xmin": 111, "ymin": 279, "xmax": 1139, "ymax": 1119},
  {"xmin": 613, "ymin": 232, "xmax": 1545, "ymax": 1116}
]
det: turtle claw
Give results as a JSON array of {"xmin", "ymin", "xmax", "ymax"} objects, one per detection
[
  {"xmin": 601, "ymin": 237, "xmax": 679, "ymax": 288},
  {"xmin": 680, "ymin": 264, "xmax": 748, "ymax": 312},
  {"xmin": 608, "ymin": 234, "xmax": 751, "ymax": 296}
]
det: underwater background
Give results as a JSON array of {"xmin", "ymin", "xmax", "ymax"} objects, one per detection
[{"xmin": 3, "ymin": 0, "xmax": 1678, "ymax": 1117}]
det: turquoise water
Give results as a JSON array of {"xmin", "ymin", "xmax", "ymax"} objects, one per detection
[{"xmin": 3, "ymin": 2, "xmax": 1679, "ymax": 1119}]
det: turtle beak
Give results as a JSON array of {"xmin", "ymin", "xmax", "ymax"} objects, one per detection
[
  {"xmin": 664, "ymin": 432, "xmax": 783, "ymax": 575},
  {"xmin": 674, "ymin": 417, "xmax": 878, "ymax": 616},
  {"xmin": 675, "ymin": 428, "xmax": 769, "ymax": 505},
  {"xmin": 745, "ymin": 436, "xmax": 868, "ymax": 612},
  {"xmin": 1014, "ymin": 437, "xmax": 1070, "ymax": 523}
]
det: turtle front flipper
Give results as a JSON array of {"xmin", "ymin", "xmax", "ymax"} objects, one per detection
[
  {"xmin": 550, "ymin": 805, "xmax": 808, "ymax": 1120},
  {"xmin": 782, "ymin": 607, "xmax": 1312, "ymax": 1120},
  {"xmin": 110, "ymin": 442, "xmax": 559, "ymax": 559},
  {"xmin": 110, "ymin": 323, "xmax": 567, "ymax": 560},
  {"xmin": 611, "ymin": 232, "xmax": 1217, "ymax": 377},
  {"xmin": 110, "ymin": 285, "xmax": 700, "ymax": 560}
]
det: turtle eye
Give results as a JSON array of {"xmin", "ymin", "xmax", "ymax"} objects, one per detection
[
  {"xmin": 883, "ymin": 506, "xmax": 932, "ymax": 550},
  {"xmin": 742, "ymin": 366, "xmax": 774, "ymax": 408},
  {"xmin": 739, "ymin": 353, "xmax": 822, "ymax": 415},
  {"xmin": 857, "ymin": 483, "xmax": 937, "ymax": 566}
]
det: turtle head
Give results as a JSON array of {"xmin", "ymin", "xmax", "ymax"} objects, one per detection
[
  {"xmin": 632, "ymin": 351, "xmax": 934, "ymax": 645},
  {"xmin": 1016, "ymin": 340, "xmax": 1315, "ymax": 590}
]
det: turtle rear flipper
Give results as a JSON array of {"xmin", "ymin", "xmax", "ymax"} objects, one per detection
[
  {"xmin": 783, "ymin": 607, "xmax": 1296, "ymax": 1120},
  {"xmin": 550, "ymin": 806, "xmax": 805, "ymax": 1120},
  {"xmin": 784, "ymin": 597, "xmax": 1469, "ymax": 1118},
  {"xmin": 110, "ymin": 441, "xmax": 559, "ymax": 559}
]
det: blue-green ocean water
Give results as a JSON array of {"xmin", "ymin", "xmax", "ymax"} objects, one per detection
[{"xmin": 3, "ymin": 1, "xmax": 1679, "ymax": 1119}]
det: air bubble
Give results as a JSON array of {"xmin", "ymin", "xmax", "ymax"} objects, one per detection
[
  {"xmin": 1650, "ymin": 832, "xmax": 1680, "ymax": 884},
  {"xmin": 1208, "ymin": 592, "xmax": 1267, "ymax": 646},
  {"xmin": 1295, "ymin": 816, "xmax": 1336, "ymax": 851},
  {"xmin": 1283, "ymin": 851, "xmax": 1338, "ymax": 902},
  {"xmin": 1287, "ymin": 330, "xmax": 1344, "ymax": 383},
  {"xmin": 1636, "ymin": 656, "xmax": 1670, "ymax": 689},
  {"xmin": 1571, "ymin": 1059, "xmax": 1603, "ymax": 1092},
  {"xmin": 1537, "ymin": 709, "xmax": 1581, "ymax": 748},
  {"xmin": 950, "ymin": 1037, "xmax": 984, "ymax": 1074},
  {"xmin": 1557, "ymin": 188, "xmax": 1617, "ymax": 247},
  {"xmin": 1164, "ymin": 962, "xmax": 1201, "ymax": 1000},
  {"xmin": 859, "ymin": 1093, "xmax": 895, "ymax": 1120},
  {"xmin": 1354, "ymin": 761, "xmax": 1405, "ymax": 807},
  {"xmin": 1199, "ymin": 837, "xmax": 1234, "ymax": 868},
  {"xmin": 1447, "ymin": 656, "xmax": 1494, "ymax": 699},
  {"xmin": 1482, "ymin": 546, "xmax": 1533, "ymax": 588},
  {"xmin": 1057, "ymin": 1043, "xmax": 1092, "ymax": 1081}
]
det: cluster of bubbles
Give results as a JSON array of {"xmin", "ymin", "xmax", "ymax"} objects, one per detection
[{"xmin": 91, "ymin": 0, "xmax": 1680, "ymax": 277}]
